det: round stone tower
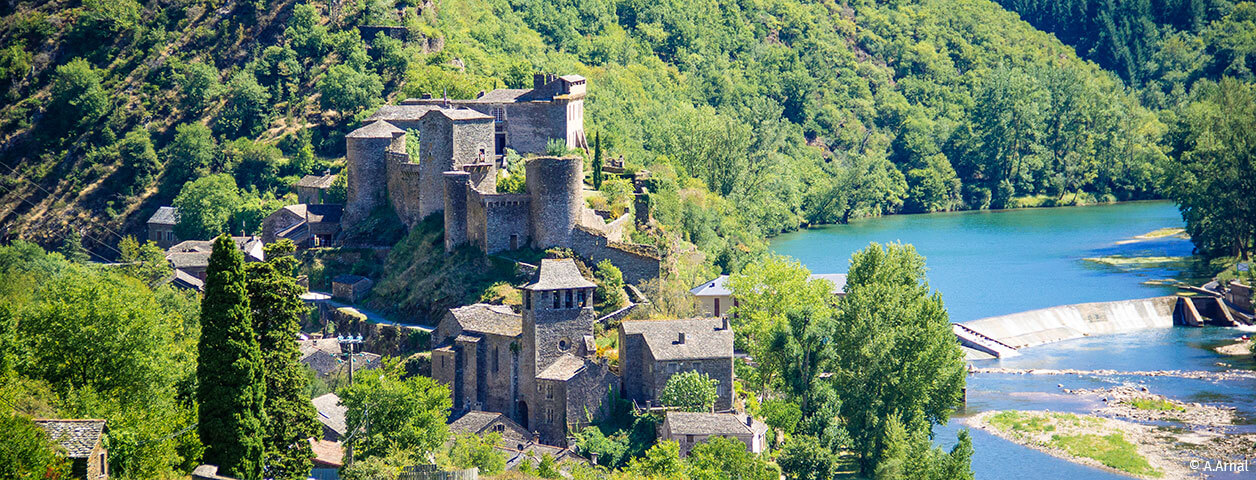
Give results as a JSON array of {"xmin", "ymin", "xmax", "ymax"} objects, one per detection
[
  {"xmin": 526, "ymin": 156, "xmax": 583, "ymax": 248},
  {"xmin": 344, "ymin": 121, "xmax": 404, "ymax": 229}
]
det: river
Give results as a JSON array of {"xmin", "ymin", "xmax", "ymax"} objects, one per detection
[{"xmin": 770, "ymin": 201, "xmax": 1255, "ymax": 479}]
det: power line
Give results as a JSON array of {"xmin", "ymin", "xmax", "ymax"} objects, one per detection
[
  {"xmin": 0, "ymin": 160, "xmax": 137, "ymax": 247},
  {"xmin": 0, "ymin": 182, "xmax": 126, "ymax": 261}
]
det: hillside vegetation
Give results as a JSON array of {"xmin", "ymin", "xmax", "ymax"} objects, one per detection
[{"xmin": 0, "ymin": 0, "xmax": 1185, "ymax": 267}]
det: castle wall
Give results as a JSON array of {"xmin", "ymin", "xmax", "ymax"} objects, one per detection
[
  {"xmin": 527, "ymin": 157, "xmax": 582, "ymax": 249},
  {"xmin": 569, "ymin": 226, "xmax": 661, "ymax": 285},
  {"xmin": 501, "ymin": 102, "xmax": 572, "ymax": 154},
  {"xmin": 450, "ymin": 120, "xmax": 495, "ymax": 171},
  {"xmin": 471, "ymin": 192, "xmax": 530, "ymax": 254},
  {"xmin": 386, "ymin": 151, "xmax": 424, "ymax": 227}
]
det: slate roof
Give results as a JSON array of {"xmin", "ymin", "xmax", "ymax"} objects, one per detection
[
  {"xmin": 295, "ymin": 173, "xmax": 337, "ymax": 189},
  {"xmin": 171, "ymin": 268, "xmax": 205, "ymax": 291},
  {"xmin": 167, "ymin": 236, "xmax": 265, "ymax": 262},
  {"xmin": 620, "ymin": 318, "xmax": 733, "ymax": 361},
  {"xmin": 475, "ymin": 89, "xmax": 531, "ymax": 103},
  {"xmin": 664, "ymin": 412, "xmax": 762, "ymax": 436},
  {"xmin": 167, "ymin": 251, "xmax": 211, "ymax": 269},
  {"xmin": 448, "ymin": 304, "xmax": 522, "ymax": 337},
  {"xmin": 536, "ymin": 353, "xmax": 587, "ymax": 381},
  {"xmin": 447, "ymin": 410, "xmax": 529, "ymax": 437},
  {"xmin": 690, "ymin": 274, "xmax": 847, "ymax": 296},
  {"xmin": 311, "ymin": 393, "xmax": 347, "ymax": 438},
  {"xmin": 277, "ymin": 204, "xmax": 344, "ymax": 224},
  {"xmin": 147, "ymin": 206, "xmax": 178, "ymax": 225},
  {"xmin": 346, "ymin": 120, "xmax": 404, "ymax": 138},
  {"xmin": 423, "ymin": 108, "xmax": 493, "ymax": 121},
  {"xmin": 33, "ymin": 419, "xmax": 106, "ymax": 457},
  {"xmin": 523, "ymin": 259, "xmax": 595, "ymax": 290},
  {"xmin": 333, "ymin": 274, "xmax": 371, "ymax": 286},
  {"xmin": 366, "ymin": 104, "xmax": 441, "ymax": 122}
]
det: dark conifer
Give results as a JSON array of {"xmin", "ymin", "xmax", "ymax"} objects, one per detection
[
  {"xmin": 198, "ymin": 235, "xmax": 266, "ymax": 480},
  {"xmin": 592, "ymin": 131, "xmax": 604, "ymax": 190}
]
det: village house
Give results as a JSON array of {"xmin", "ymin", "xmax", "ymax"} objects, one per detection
[
  {"xmin": 309, "ymin": 393, "xmax": 346, "ymax": 480},
  {"xmin": 261, "ymin": 203, "xmax": 343, "ymax": 248},
  {"xmin": 331, "ymin": 274, "xmax": 374, "ymax": 303},
  {"xmin": 165, "ymin": 236, "xmax": 265, "ymax": 291},
  {"xmin": 300, "ymin": 338, "xmax": 381, "ymax": 379},
  {"xmin": 618, "ymin": 317, "xmax": 736, "ymax": 411},
  {"xmin": 294, "ymin": 172, "xmax": 338, "ymax": 204},
  {"xmin": 690, "ymin": 273, "xmax": 848, "ymax": 318},
  {"xmin": 34, "ymin": 419, "xmax": 109, "ymax": 480},
  {"xmin": 449, "ymin": 410, "xmax": 533, "ymax": 449},
  {"xmin": 659, "ymin": 411, "xmax": 768, "ymax": 457},
  {"xmin": 431, "ymin": 258, "xmax": 618, "ymax": 446},
  {"xmin": 145, "ymin": 206, "xmax": 179, "ymax": 249}
]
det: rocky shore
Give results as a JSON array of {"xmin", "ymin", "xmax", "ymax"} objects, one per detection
[
  {"xmin": 968, "ymin": 365, "xmax": 1256, "ymax": 381},
  {"xmin": 969, "ymin": 385, "xmax": 1256, "ymax": 479}
]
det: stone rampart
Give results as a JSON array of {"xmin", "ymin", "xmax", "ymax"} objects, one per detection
[
  {"xmin": 387, "ymin": 151, "xmax": 424, "ymax": 227},
  {"xmin": 470, "ymin": 190, "xmax": 530, "ymax": 253},
  {"xmin": 527, "ymin": 157, "xmax": 582, "ymax": 248},
  {"xmin": 569, "ymin": 226, "xmax": 660, "ymax": 285}
]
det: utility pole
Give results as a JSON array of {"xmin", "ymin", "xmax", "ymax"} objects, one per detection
[{"xmin": 337, "ymin": 334, "xmax": 365, "ymax": 385}]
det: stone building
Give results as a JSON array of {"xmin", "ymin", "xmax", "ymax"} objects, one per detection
[
  {"xmin": 618, "ymin": 318, "xmax": 736, "ymax": 411},
  {"xmin": 34, "ymin": 419, "xmax": 109, "ymax": 480},
  {"xmin": 340, "ymin": 73, "xmax": 661, "ymax": 284},
  {"xmin": 431, "ymin": 259, "xmax": 618, "ymax": 446},
  {"xmin": 294, "ymin": 173, "xmax": 338, "ymax": 204},
  {"xmin": 261, "ymin": 204, "xmax": 342, "ymax": 248},
  {"xmin": 367, "ymin": 73, "xmax": 587, "ymax": 156},
  {"xmin": 146, "ymin": 206, "xmax": 179, "ymax": 249},
  {"xmin": 449, "ymin": 410, "xmax": 533, "ymax": 449},
  {"xmin": 331, "ymin": 274, "xmax": 374, "ymax": 303},
  {"xmin": 659, "ymin": 412, "xmax": 768, "ymax": 457},
  {"xmin": 165, "ymin": 237, "xmax": 265, "ymax": 291}
]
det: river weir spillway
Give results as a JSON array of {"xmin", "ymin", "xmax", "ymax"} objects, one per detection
[{"xmin": 957, "ymin": 295, "xmax": 1252, "ymax": 359}]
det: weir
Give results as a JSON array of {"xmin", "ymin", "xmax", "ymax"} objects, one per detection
[{"xmin": 957, "ymin": 295, "xmax": 1245, "ymax": 358}]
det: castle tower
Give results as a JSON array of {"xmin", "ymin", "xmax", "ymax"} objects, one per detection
[
  {"xmin": 418, "ymin": 109, "xmax": 495, "ymax": 219},
  {"xmin": 518, "ymin": 258, "xmax": 596, "ymax": 434},
  {"xmin": 526, "ymin": 156, "xmax": 583, "ymax": 249},
  {"xmin": 343, "ymin": 121, "xmax": 405, "ymax": 229},
  {"xmin": 443, "ymin": 171, "xmax": 470, "ymax": 252}
]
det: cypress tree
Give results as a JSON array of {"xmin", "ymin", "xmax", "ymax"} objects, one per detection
[
  {"xmin": 247, "ymin": 241, "xmax": 319, "ymax": 480},
  {"xmin": 198, "ymin": 235, "xmax": 266, "ymax": 480},
  {"xmin": 592, "ymin": 131, "xmax": 604, "ymax": 190}
]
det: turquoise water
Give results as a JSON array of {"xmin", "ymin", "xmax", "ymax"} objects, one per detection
[{"xmin": 770, "ymin": 201, "xmax": 1253, "ymax": 479}]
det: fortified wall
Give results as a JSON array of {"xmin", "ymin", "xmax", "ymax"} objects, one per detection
[{"xmin": 341, "ymin": 74, "xmax": 661, "ymax": 284}]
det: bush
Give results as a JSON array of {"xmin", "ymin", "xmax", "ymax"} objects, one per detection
[
  {"xmin": 658, "ymin": 371, "xmax": 718, "ymax": 412},
  {"xmin": 593, "ymin": 260, "xmax": 626, "ymax": 312},
  {"xmin": 47, "ymin": 58, "xmax": 108, "ymax": 136}
]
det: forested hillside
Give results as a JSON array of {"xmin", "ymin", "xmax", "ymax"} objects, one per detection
[{"xmin": 0, "ymin": 0, "xmax": 1249, "ymax": 266}]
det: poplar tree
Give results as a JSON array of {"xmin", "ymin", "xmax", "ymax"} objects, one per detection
[
  {"xmin": 592, "ymin": 132, "xmax": 604, "ymax": 190},
  {"xmin": 198, "ymin": 235, "xmax": 266, "ymax": 480},
  {"xmin": 247, "ymin": 240, "xmax": 319, "ymax": 480}
]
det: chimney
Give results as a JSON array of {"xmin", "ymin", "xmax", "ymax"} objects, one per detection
[
  {"xmin": 532, "ymin": 431, "xmax": 540, "ymax": 444},
  {"xmin": 590, "ymin": 452, "xmax": 599, "ymax": 465},
  {"xmin": 746, "ymin": 415, "xmax": 753, "ymax": 427},
  {"xmin": 677, "ymin": 332, "xmax": 685, "ymax": 344},
  {"xmin": 721, "ymin": 316, "xmax": 729, "ymax": 331},
  {"xmin": 534, "ymin": 73, "xmax": 547, "ymax": 90}
]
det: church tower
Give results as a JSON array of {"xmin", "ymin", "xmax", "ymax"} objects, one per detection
[{"xmin": 517, "ymin": 259, "xmax": 595, "ymax": 430}]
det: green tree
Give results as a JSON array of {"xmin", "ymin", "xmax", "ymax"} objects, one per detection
[
  {"xmin": 593, "ymin": 259, "xmax": 626, "ymax": 312},
  {"xmin": 165, "ymin": 123, "xmax": 217, "ymax": 183},
  {"xmin": 443, "ymin": 432, "xmax": 506, "ymax": 475},
  {"xmin": 217, "ymin": 71, "xmax": 271, "ymax": 139},
  {"xmin": 1162, "ymin": 77, "xmax": 1256, "ymax": 258},
  {"xmin": 658, "ymin": 371, "xmax": 718, "ymax": 412},
  {"xmin": 176, "ymin": 61, "xmax": 220, "ymax": 112},
  {"xmin": 246, "ymin": 252, "xmax": 318, "ymax": 480},
  {"xmin": 834, "ymin": 243, "xmax": 966, "ymax": 473},
  {"xmin": 47, "ymin": 58, "xmax": 107, "ymax": 135},
  {"xmin": 198, "ymin": 235, "xmax": 266, "ymax": 480},
  {"xmin": 117, "ymin": 236, "xmax": 172, "ymax": 285},
  {"xmin": 337, "ymin": 369, "xmax": 452, "ymax": 463},
  {"xmin": 592, "ymin": 132, "xmax": 605, "ymax": 189},
  {"xmin": 0, "ymin": 412, "xmax": 70, "ymax": 480},
  {"xmin": 686, "ymin": 435, "xmax": 779, "ymax": 480},
  {"xmin": 778, "ymin": 435, "xmax": 839, "ymax": 480},
  {"xmin": 628, "ymin": 440, "xmax": 683, "ymax": 478},
  {"xmin": 118, "ymin": 127, "xmax": 161, "ymax": 188},
  {"xmin": 58, "ymin": 230, "xmax": 89, "ymax": 263},
  {"xmin": 173, "ymin": 174, "xmax": 243, "ymax": 240},
  {"xmin": 874, "ymin": 413, "xmax": 973, "ymax": 480},
  {"xmin": 318, "ymin": 64, "xmax": 383, "ymax": 115}
]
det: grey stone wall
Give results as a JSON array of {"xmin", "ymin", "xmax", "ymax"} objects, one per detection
[
  {"xmin": 527, "ymin": 157, "xmax": 582, "ymax": 249},
  {"xmin": 450, "ymin": 120, "xmax": 495, "ymax": 170},
  {"xmin": 617, "ymin": 328, "xmax": 647, "ymax": 402},
  {"xmin": 534, "ymin": 379, "xmax": 567, "ymax": 445},
  {"xmin": 569, "ymin": 227, "xmax": 661, "ymax": 285},
  {"xmin": 443, "ymin": 172, "xmax": 470, "ymax": 251},
  {"xmin": 563, "ymin": 361, "xmax": 617, "ymax": 436},
  {"xmin": 418, "ymin": 114, "xmax": 455, "ymax": 218},
  {"xmin": 344, "ymin": 135, "xmax": 393, "ymax": 229},
  {"xmin": 643, "ymin": 355, "xmax": 734, "ymax": 411},
  {"xmin": 478, "ymin": 193, "xmax": 530, "ymax": 253},
  {"xmin": 387, "ymin": 152, "xmax": 424, "ymax": 227},
  {"xmin": 524, "ymin": 289, "xmax": 595, "ymax": 372}
]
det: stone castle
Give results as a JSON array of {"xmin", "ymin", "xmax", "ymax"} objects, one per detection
[{"xmin": 341, "ymin": 74, "xmax": 660, "ymax": 284}]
